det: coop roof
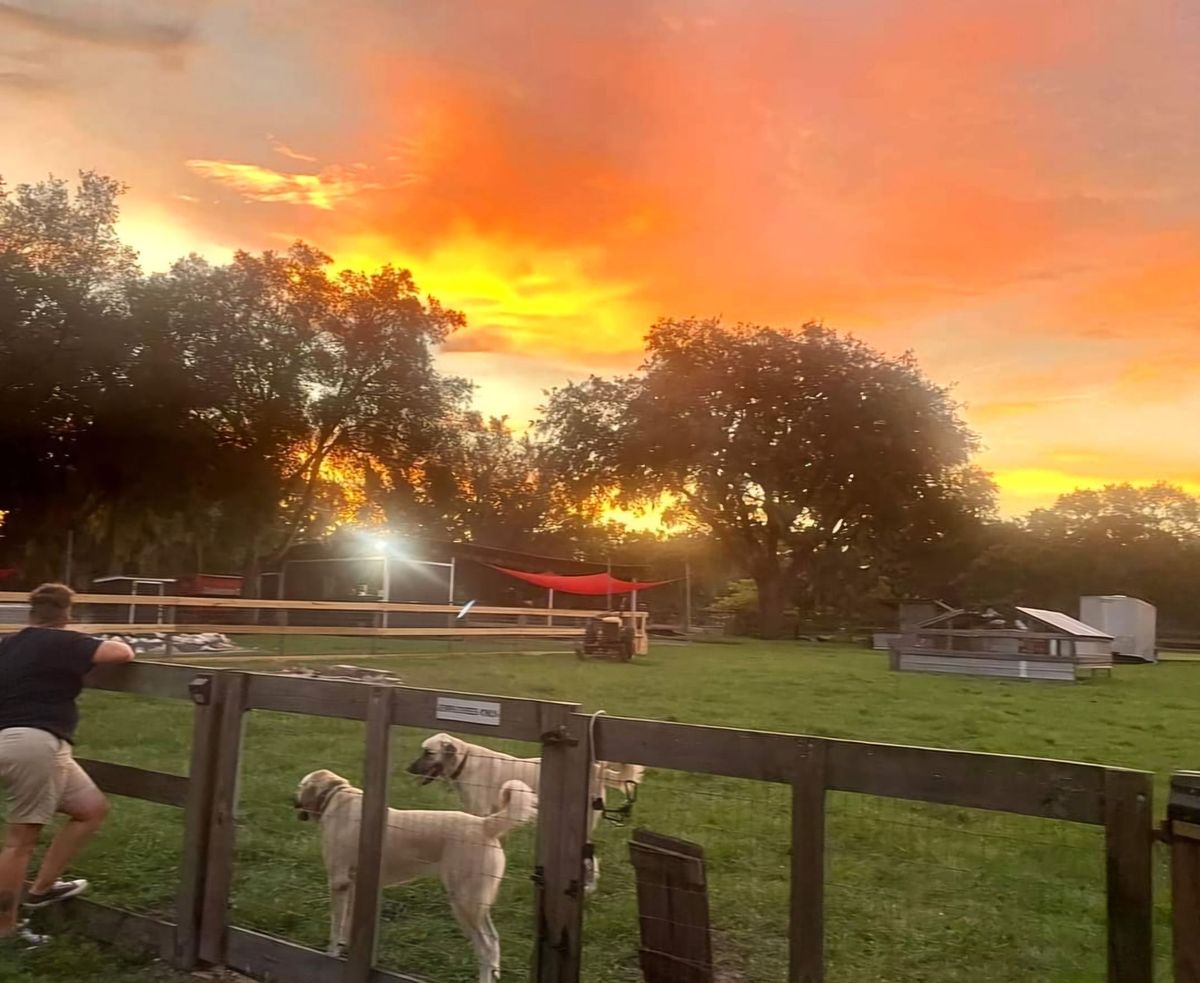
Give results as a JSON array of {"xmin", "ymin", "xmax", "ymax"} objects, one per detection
[
  {"xmin": 1015, "ymin": 607, "xmax": 1113, "ymax": 640},
  {"xmin": 92, "ymin": 576, "xmax": 177, "ymax": 584},
  {"xmin": 915, "ymin": 605, "xmax": 1113, "ymax": 640}
]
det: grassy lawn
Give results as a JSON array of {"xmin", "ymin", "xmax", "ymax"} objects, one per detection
[{"xmin": 8, "ymin": 639, "xmax": 1197, "ymax": 982}]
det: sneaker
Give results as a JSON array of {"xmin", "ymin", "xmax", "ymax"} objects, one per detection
[
  {"xmin": 22, "ymin": 879, "xmax": 88, "ymax": 910},
  {"xmin": 0, "ymin": 921, "xmax": 51, "ymax": 948}
]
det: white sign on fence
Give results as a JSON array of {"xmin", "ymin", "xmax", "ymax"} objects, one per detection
[{"xmin": 435, "ymin": 696, "xmax": 502, "ymax": 726}]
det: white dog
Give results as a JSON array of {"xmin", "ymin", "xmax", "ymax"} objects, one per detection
[
  {"xmin": 406, "ymin": 734, "xmax": 647, "ymax": 892},
  {"xmin": 295, "ymin": 768, "xmax": 536, "ymax": 983}
]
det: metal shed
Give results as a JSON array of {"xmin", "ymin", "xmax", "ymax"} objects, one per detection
[
  {"xmin": 90, "ymin": 576, "xmax": 176, "ymax": 625},
  {"xmin": 871, "ymin": 598, "xmax": 954, "ymax": 650},
  {"xmin": 1079, "ymin": 595, "xmax": 1157, "ymax": 664},
  {"xmin": 891, "ymin": 605, "xmax": 1114, "ymax": 682}
]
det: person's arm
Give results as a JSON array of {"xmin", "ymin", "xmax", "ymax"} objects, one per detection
[{"xmin": 91, "ymin": 638, "xmax": 135, "ymax": 664}]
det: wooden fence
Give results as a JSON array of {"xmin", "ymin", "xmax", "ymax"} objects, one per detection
[
  {"xmin": 0, "ymin": 591, "xmax": 649, "ymax": 647},
  {"xmin": 46, "ymin": 659, "xmax": 1163, "ymax": 983}
]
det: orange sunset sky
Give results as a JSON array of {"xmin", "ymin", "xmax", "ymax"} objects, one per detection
[{"xmin": 2, "ymin": 1, "xmax": 1199, "ymax": 516}]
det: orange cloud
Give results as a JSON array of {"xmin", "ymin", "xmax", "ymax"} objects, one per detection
[
  {"xmin": 14, "ymin": 0, "xmax": 1198, "ymax": 518},
  {"xmin": 1064, "ymin": 233, "xmax": 1200, "ymax": 332},
  {"xmin": 185, "ymin": 159, "xmax": 379, "ymax": 211},
  {"xmin": 268, "ymin": 137, "xmax": 318, "ymax": 164}
]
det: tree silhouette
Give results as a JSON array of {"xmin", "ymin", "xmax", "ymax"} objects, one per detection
[{"xmin": 540, "ymin": 318, "xmax": 987, "ymax": 636}]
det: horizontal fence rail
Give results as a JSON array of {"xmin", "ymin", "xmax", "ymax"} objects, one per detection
[
  {"xmin": 47, "ymin": 661, "xmax": 1156, "ymax": 983},
  {"xmin": 0, "ymin": 590, "xmax": 650, "ymax": 621},
  {"xmin": 0, "ymin": 591, "xmax": 651, "ymax": 652},
  {"xmin": 67, "ymin": 624, "xmax": 594, "ymax": 638}
]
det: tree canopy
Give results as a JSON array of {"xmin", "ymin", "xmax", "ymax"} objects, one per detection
[
  {"xmin": 0, "ymin": 171, "xmax": 644, "ymax": 587},
  {"xmin": 0, "ymin": 173, "xmax": 471, "ymax": 584},
  {"xmin": 961, "ymin": 483, "xmax": 1200, "ymax": 633},
  {"xmin": 4, "ymin": 170, "xmax": 1198, "ymax": 639},
  {"xmin": 539, "ymin": 318, "xmax": 994, "ymax": 635}
]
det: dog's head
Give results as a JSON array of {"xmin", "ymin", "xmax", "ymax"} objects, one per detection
[
  {"xmin": 406, "ymin": 733, "xmax": 464, "ymax": 786},
  {"xmin": 294, "ymin": 768, "xmax": 351, "ymax": 822}
]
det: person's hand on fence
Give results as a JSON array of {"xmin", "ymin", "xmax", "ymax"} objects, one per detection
[{"xmin": 93, "ymin": 639, "xmax": 136, "ymax": 664}]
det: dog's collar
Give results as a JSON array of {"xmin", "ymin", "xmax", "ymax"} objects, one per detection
[
  {"xmin": 448, "ymin": 750, "xmax": 470, "ymax": 781},
  {"xmin": 312, "ymin": 782, "xmax": 349, "ymax": 819}
]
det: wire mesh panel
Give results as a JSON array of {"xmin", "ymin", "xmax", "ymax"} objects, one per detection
[
  {"xmin": 225, "ymin": 709, "xmax": 548, "ymax": 981},
  {"xmin": 54, "ymin": 689, "xmax": 194, "ymax": 919},
  {"xmin": 229, "ymin": 708, "xmax": 361, "ymax": 949},
  {"xmin": 33, "ymin": 667, "xmax": 1161, "ymax": 983},
  {"xmin": 825, "ymin": 793, "xmax": 1107, "ymax": 982},
  {"xmin": 372, "ymin": 727, "xmax": 543, "ymax": 981},
  {"xmin": 581, "ymin": 769, "xmax": 793, "ymax": 982}
]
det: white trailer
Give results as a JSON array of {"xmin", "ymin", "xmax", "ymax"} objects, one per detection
[{"xmin": 1079, "ymin": 595, "xmax": 1157, "ymax": 663}]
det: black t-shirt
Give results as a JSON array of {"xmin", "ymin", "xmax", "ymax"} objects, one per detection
[{"xmin": 0, "ymin": 627, "xmax": 101, "ymax": 742}]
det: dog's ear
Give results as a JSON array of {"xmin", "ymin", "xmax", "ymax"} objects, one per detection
[
  {"xmin": 297, "ymin": 770, "xmax": 343, "ymax": 815},
  {"xmin": 296, "ymin": 776, "xmax": 324, "ymax": 815}
]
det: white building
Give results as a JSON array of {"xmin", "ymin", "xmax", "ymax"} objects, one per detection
[{"xmin": 1079, "ymin": 595, "xmax": 1157, "ymax": 663}]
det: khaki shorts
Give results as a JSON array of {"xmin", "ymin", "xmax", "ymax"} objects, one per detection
[{"xmin": 0, "ymin": 727, "xmax": 99, "ymax": 825}]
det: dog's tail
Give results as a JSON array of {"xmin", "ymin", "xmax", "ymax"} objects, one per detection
[{"xmin": 484, "ymin": 779, "xmax": 538, "ymax": 840}]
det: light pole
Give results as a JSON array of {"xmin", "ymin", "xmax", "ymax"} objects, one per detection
[
  {"xmin": 684, "ymin": 559, "xmax": 692, "ymax": 635},
  {"xmin": 380, "ymin": 552, "xmax": 391, "ymax": 629}
]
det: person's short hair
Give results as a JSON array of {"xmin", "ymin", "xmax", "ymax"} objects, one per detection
[{"xmin": 29, "ymin": 583, "xmax": 74, "ymax": 627}]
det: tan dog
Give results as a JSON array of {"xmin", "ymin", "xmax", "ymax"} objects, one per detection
[
  {"xmin": 295, "ymin": 768, "xmax": 536, "ymax": 983},
  {"xmin": 406, "ymin": 732, "xmax": 645, "ymax": 814},
  {"xmin": 406, "ymin": 734, "xmax": 647, "ymax": 892}
]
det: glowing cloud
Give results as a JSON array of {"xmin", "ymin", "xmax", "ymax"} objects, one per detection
[
  {"xmin": 7, "ymin": 0, "xmax": 1199, "ymax": 514},
  {"xmin": 185, "ymin": 159, "xmax": 378, "ymax": 210}
]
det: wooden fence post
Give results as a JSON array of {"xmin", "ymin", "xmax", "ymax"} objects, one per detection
[
  {"xmin": 199, "ymin": 670, "xmax": 248, "ymax": 966},
  {"xmin": 535, "ymin": 707, "xmax": 590, "ymax": 983},
  {"xmin": 628, "ymin": 830, "xmax": 713, "ymax": 982},
  {"xmin": 1169, "ymin": 771, "xmax": 1200, "ymax": 983},
  {"xmin": 789, "ymin": 738, "xmax": 826, "ymax": 983},
  {"xmin": 1104, "ymin": 768, "xmax": 1153, "ymax": 983},
  {"xmin": 173, "ymin": 672, "xmax": 225, "ymax": 969},
  {"xmin": 345, "ymin": 685, "xmax": 394, "ymax": 983}
]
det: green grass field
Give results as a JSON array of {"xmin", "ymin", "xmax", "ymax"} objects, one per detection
[{"xmin": 5, "ymin": 639, "xmax": 1196, "ymax": 982}]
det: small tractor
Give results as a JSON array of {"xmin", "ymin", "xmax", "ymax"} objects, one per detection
[{"xmin": 575, "ymin": 611, "xmax": 636, "ymax": 662}]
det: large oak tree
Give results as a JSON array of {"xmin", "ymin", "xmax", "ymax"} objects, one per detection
[
  {"xmin": 0, "ymin": 172, "xmax": 473, "ymax": 585},
  {"xmin": 539, "ymin": 318, "xmax": 990, "ymax": 636}
]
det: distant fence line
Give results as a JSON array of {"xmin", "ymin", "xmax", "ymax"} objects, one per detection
[{"xmin": 0, "ymin": 591, "xmax": 649, "ymax": 643}]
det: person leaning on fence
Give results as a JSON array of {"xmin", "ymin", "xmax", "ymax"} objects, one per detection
[{"xmin": 0, "ymin": 583, "xmax": 135, "ymax": 948}]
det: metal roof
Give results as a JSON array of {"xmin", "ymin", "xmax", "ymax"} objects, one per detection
[
  {"xmin": 1016, "ymin": 606, "xmax": 1113, "ymax": 640},
  {"xmin": 92, "ymin": 576, "xmax": 177, "ymax": 584}
]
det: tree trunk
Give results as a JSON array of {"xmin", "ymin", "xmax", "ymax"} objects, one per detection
[
  {"xmin": 274, "ymin": 432, "xmax": 338, "ymax": 560},
  {"xmin": 240, "ymin": 540, "xmax": 262, "ymax": 599},
  {"xmin": 95, "ymin": 507, "xmax": 120, "ymax": 578},
  {"xmin": 755, "ymin": 571, "xmax": 788, "ymax": 639}
]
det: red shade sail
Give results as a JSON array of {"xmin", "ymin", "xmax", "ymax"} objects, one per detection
[{"xmin": 491, "ymin": 566, "xmax": 673, "ymax": 596}]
